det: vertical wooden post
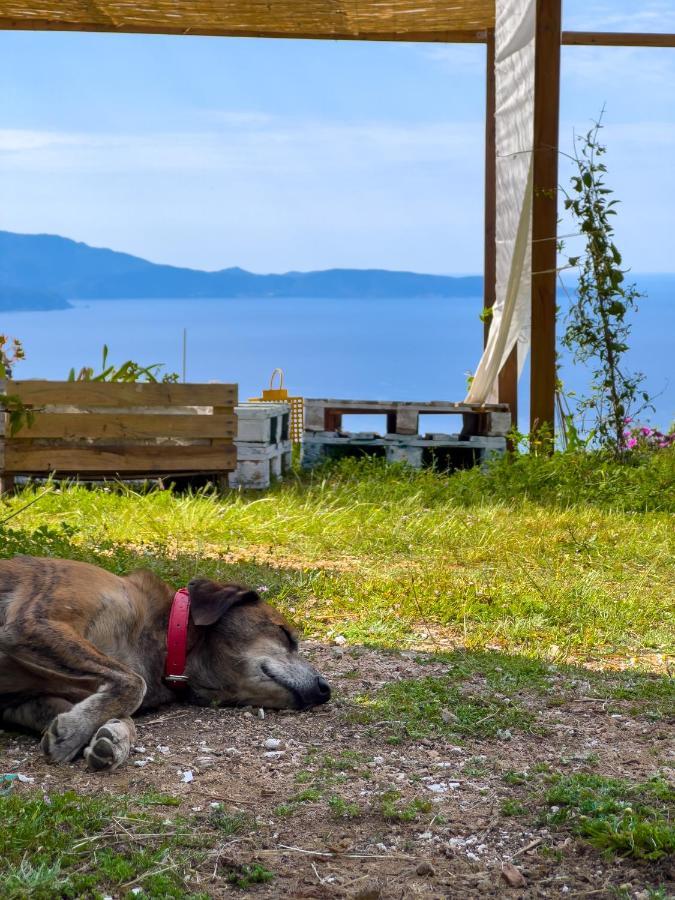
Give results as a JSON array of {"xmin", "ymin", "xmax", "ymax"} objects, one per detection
[
  {"xmin": 484, "ymin": 28, "xmax": 518, "ymax": 430},
  {"xmin": 530, "ymin": 0, "xmax": 562, "ymax": 437}
]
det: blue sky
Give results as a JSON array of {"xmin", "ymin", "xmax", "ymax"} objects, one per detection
[{"xmin": 0, "ymin": 0, "xmax": 673, "ymax": 274}]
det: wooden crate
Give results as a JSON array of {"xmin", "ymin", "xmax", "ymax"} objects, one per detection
[{"xmin": 0, "ymin": 380, "xmax": 237, "ymax": 492}]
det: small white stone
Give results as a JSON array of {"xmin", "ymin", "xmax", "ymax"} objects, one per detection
[
  {"xmin": 257, "ymin": 708, "xmax": 265, "ymax": 720},
  {"xmin": 333, "ymin": 635, "xmax": 347, "ymax": 646},
  {"xmin": 225, "ymin": 747, "xmax": 241, "ymax": 756},
  {"xmin": 264, "ymin": 750, "xmax": 285, "ymax": 760},
  {"xmin": 181, "ymin": 770, "xmax": 194, "ymax": 783},
  {"xmin": 427, "ymin": 783, "xmax": 448, "ymax": 794},
  {"xmin": 156, "ymin": 745, "xmax": 170, "ymax": 755},
  {"xmin": 264, "ymin": 738, "xmax": 283, "ymax": 750}
]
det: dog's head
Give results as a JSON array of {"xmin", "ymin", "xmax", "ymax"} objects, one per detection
[{"xmin": 184, "ymin": 578, "xmax": 331, "ymax": 710}]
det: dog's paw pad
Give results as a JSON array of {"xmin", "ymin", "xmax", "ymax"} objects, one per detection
[{"xmin": 84, "ymin": 719, "xmax": 134, "ymax": 772}]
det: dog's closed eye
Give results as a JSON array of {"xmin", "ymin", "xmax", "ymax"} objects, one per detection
[{"xmin": 280, "ymin": 627, "xmax": 298, "ymax": 651}]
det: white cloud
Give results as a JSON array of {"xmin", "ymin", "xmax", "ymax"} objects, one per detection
[{"xmin": 0, "ymin": 118, "xmax": 483, "ymax": 176}]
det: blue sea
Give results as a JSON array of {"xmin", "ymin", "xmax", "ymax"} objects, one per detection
[{"xmin": 3, "ymin": 275, "xmax": 673, "ymax": 432}]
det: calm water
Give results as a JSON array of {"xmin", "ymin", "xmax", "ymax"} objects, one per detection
[{"xmin": 3, "ymin": 277, "xmax": 673, "ymax": 431}]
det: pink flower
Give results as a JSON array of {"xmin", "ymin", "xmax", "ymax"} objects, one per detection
[
  {"xmin": 641, "ymin": 427, "xmax": 652, "ymax": 436},
  {"xmin": 626, "ymin": 438, "xmax": 638, "ymax": 449}
]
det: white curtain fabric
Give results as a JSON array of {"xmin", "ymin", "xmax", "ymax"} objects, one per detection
[{"xmin": 466, "ymin": 0, "xmax": 535, "ymax": 405}]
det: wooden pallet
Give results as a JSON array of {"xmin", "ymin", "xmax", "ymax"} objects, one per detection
[
  {"xmin": 304, "ymin": 398, "xmax": 511, "ymax": 437},
  {"xmin": 0, "ymin": 380, "xmax": 237, "ymax": 492}
]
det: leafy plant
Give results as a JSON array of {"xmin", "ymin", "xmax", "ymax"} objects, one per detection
[
  {"xmin": 561, "ymin": 116, "xmax": 650, "ymax": 456},
  {"xmin": 0, "ymin": 334, "xmax": 34, "ymax": 435},
  {"xmin": 68, "ymin": 344, "xmax": 179, "ymax": 383},
  {"xmin": 226, "ymin": 863, "xmax": 274, "ymax": 889}
]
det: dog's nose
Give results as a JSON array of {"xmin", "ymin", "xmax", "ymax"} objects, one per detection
[{"xmin": 314, "ymin": 676, "xmax": 331, "ymax": 705}]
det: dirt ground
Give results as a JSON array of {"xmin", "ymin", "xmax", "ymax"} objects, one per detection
[{"xmin": 2, "ymin": 644, "xmax": 673, "ymax": 899}]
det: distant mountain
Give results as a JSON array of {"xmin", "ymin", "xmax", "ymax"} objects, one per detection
[
  {"xmin": 0, "ymin": 284, "xmax": 71, "ymax": 312},
  {"xmin": 0, "ymin": 230, "xmax": 483, "ymax": 309}
]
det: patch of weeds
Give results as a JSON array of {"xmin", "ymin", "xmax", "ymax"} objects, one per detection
[
  {"xmin": 463, "ymin": 756, "xmax": 490, "ymax": 777},
  {"xmin": 543, "ymin": 774, "xmax": 674, "ymax": 861},
  {"xmin": 378, "ymin": 790, "xmax": 432, "ymax": 823},
  {"xmin": 3, "ymin": 860, "xmax": 71, "ymax": 900},
  {"xmin": 208, "ymin": 806, "xmax": 253, "ymax": 835},
  {"xmin": 328, "ymin": 795, "xmax": 361, "ymax": 819},
  {"xmin": 502, "ymin": 770, "xmax": 529, "ymax": 785},
  {"xmin": 273, "ymin": 804, "xmax": 296, "ymax": 818},
  {"xmin": 137, "ymin": 790, "xmax": 181, "ymax": 807},
  {"xmin": 322, "ymin": 750, "xmax": 368, "ymax": 772},
  {"xmin": 501, "ymin": 799, "xmax": 526, "ymax": 816},
  {"xmin": 353, "ymin": 675, "xmax": 532, "ymax": 740},
  {"xmin": 226, "ymin": 863, "xmax": 274, "ymax": 889},
  {"xmin": 294, "ymin": 770, "xmax": 314, "ymax": 784},
  {"xmin": 289, "ymin": 788, "xmax": 322, "ymax": 804}
]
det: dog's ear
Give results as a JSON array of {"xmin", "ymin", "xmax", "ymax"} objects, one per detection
[{"xmin": 188, "ymin": 578, "xmax": 260, "ymax": 627}]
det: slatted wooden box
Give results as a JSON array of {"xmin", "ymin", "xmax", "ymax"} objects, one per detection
[{"xmin": 0, "ymin": 380, "xmax": 237, "ymax": 492}]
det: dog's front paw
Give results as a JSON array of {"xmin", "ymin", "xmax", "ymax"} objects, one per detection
[
  {"xmin": 84, "ymin": 718, "xmax": 136, "ymax": 772},
  {"xmin": 41, "ymin": 712, "xmax": 90, "ymax": 763}
]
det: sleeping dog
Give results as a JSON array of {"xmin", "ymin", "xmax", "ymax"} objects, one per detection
[{"xmin": 0, "ymin": 556, "xmax": 330, "ymax": 770}]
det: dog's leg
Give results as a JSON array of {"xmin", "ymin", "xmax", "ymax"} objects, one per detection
[
  {"xmin": 83, "ymin": 717, "xmax": 137, "ymax": 772},
  {"xmin": 1, "ymin": 696, "xmax": 73, "ymax": 732},
  {"xmin": 0, "ymin": 621, "xmax": 147, "ymax": 763}
]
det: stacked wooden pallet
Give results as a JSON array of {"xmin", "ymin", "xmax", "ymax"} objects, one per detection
[
  {"xmin": 228, "ymin": 402, "xmax": 293, "ymax": 490},
  {"xmin": 301, "ymin": 398, "xmax": 510, "ymax": 470},
  {"xmin": 0, "ymin": 380, "xmax": 237, "ymax": 493}
]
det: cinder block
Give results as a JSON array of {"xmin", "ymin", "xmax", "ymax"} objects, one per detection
[
  {"xmin": 229, "ymin": 459, "xmax": 271, "ymax": 489},
  {"xmin": 385, "ymin": 445, "xmax": 424, "ymax": 468},
  {"xmin": 235, "ymin": 403, "xmax": 290, "ymax": 443},
  {"xmin": 485, "ymin": 411, "xmax": 512, "ymax": 436}
]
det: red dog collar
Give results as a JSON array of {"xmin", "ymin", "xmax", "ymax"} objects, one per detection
[{"xmin": 164, "ymin": 587, "xmax": 191, "ymax": 686}]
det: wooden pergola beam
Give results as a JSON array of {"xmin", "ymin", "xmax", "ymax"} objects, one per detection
[
  {"xmin": 2, "ymin": 17, "xmax": 674, "ymax": 48},
  {"xmin": 0, "ymin": 18, "xmax": 488, "ymax": 42},
  {"xmin": 562, "ymin": 31, "xmax": 675, "ymax": 48},
  {"xmin": 530, "ymin": 0, "xmax": 562, "ymax": 437}
]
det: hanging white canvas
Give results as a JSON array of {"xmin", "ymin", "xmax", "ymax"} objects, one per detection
[{"xmin": 466, "ymin": 0, "xmax": 535, "ymax": 405}]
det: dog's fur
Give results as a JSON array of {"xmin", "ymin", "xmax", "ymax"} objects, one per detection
[{"xmin": 0, "ymin": 556, "xmax": 330, "ymax": 770}]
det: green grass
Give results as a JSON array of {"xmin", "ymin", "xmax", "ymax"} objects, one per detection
[
  {"xmin": 543, "ymin": 774, "xmax": 675, "ymax": 861},
  {"xmin": 0, "ymin": 790, "xmax": 208, "ymax": 899},
  {"xmin": 1, "ymin": 454, "xmax": 672, "ymax": 667},
  {"xmin": 352, "ymin": 673, "xmax": 534, "ymax": 741}
]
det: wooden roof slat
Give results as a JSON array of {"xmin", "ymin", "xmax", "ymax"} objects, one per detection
[{"xmin": 0, "ymin": 0, "xmax": 495, "ymax": 39}]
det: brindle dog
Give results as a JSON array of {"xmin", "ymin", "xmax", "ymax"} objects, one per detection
[{"xmin": 0, "ymin": 556, "xmax": 330, "ymax": 771}]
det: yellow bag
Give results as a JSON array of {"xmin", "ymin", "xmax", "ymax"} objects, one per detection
[{"xmin": 250, "ymin": 369, "xmax": 304, "ymax": 443}]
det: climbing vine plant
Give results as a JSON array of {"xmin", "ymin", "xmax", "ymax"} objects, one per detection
[{"xmin": 561, "ymin": 117, "xmax": 650, "ymax": 457}]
